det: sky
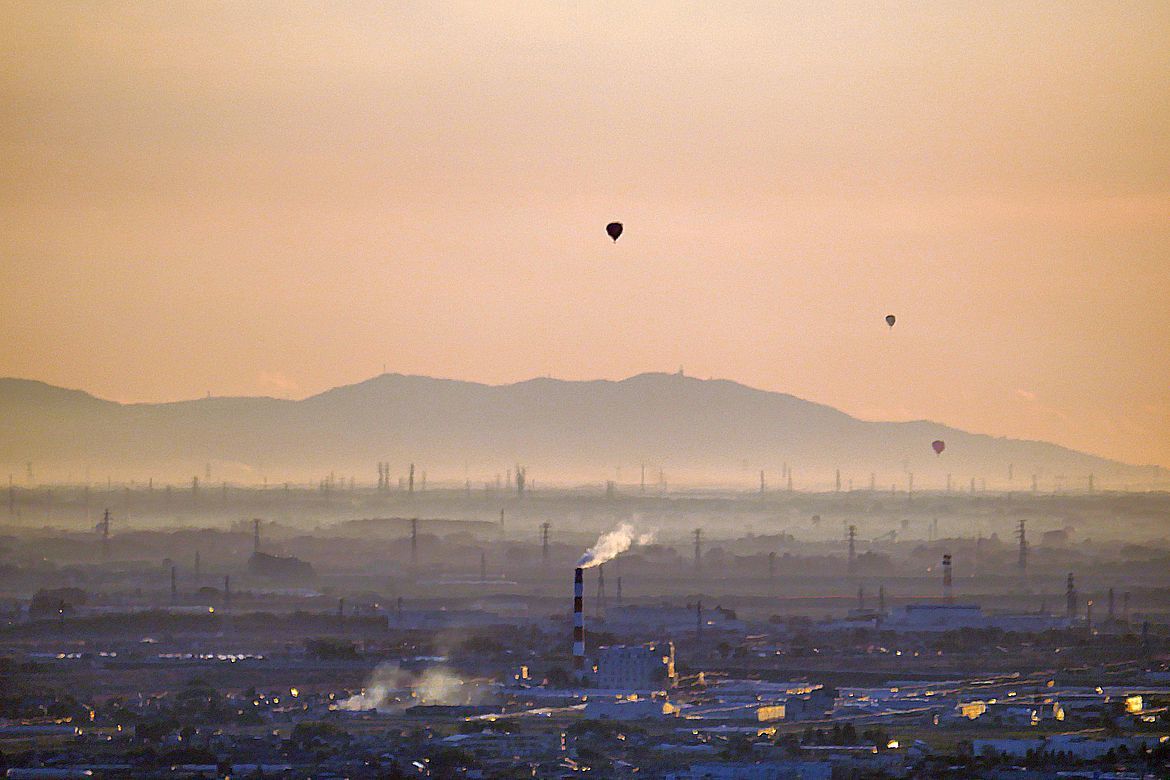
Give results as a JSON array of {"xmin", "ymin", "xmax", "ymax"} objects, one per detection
[{"xmin": 2, "ymin": 1, "xmax": 1169, "ymax": 467}]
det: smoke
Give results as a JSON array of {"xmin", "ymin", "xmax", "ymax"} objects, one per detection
[
  {"xmin": 577, "ymin": 522, "xmax": 656, "ymax": 568},
  {"xmin": 338, "ymin": 662, "xmax": 479, "ymax": 712}
]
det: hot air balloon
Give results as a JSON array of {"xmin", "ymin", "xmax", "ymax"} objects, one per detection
[
  {"xmin": 932, "ymin": 440, "xmax": 946, "ymax": 456},
  {"xmin": 885, "ymin": 314, "xmax": 896, "ymax": 329},
  {"xmin": 606, "ymin": 222, "xmax": 623, "ymax": 242}
]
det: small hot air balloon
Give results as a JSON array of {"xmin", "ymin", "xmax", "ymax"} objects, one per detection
[
  {"xmin": 885, "ymin": 314, "xmax": 896, "ymax": 329},
  {"xmin": 932, "ymin": 440, "xmax": 946, "ymax": 456},
  {"xmin": 606, "ymin": 222, "xmax": 623, "ymax": 242}
]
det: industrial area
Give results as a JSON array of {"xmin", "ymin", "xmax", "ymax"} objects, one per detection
[{"xmin": 4, "ymin": 480, "xmax": 1170, "ymax": 778}]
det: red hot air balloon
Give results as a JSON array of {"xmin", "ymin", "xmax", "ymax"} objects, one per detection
[
  {"xmin": 885, "ymin": 314, "xmax": 896, "ymax": 329},
  {"xmin": 932, "ymin": 440, "xmax": 946, "ymax": 456},
  {"xmin": 606, "ymin": 222, "xmax": 623, "ymax": 242}
]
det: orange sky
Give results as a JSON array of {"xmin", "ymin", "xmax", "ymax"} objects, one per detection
[{"xmin": 2, "ymin": 2, "xmax": 1169, "ymax": 467}]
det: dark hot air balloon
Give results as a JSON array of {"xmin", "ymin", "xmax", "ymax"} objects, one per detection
[
  {"xmin": 606, "ymin": 222, "xmax": 623, "ymax": 242},
  {"xmin": 932, "ymin": 440, "xmax": 946, "ymax": 456},
  {"xmin": 885, "ymin": 314, "xmax": 896, "ymax": 328}
]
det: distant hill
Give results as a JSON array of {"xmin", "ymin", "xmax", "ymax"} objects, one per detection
[{"xmin": 0, "ymin": 373, "xmax": 1162, "ymax": 489}]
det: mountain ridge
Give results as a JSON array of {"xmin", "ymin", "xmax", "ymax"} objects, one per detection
[{"xmin": 0, "ymin": 373, "xmax": 1162, "ymax": 486}]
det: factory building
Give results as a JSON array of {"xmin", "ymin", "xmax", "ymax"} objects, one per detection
[{"xmin": 593, "ymin": 642, "xmax": 677, "ymax": 691}]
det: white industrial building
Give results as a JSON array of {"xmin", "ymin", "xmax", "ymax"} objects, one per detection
[{"xmin": 593, "ymin": 642, "xmax": 677, "ymax": 691}]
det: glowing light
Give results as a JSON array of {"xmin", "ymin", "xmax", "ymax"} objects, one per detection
[{"xmin": 290, "ymin": 688, "xmax": 299, "ymax": 698}]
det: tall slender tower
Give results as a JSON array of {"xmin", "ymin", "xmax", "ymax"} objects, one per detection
[
  {"xmin": 942, "ymin": 554, "xmax": 953, "ymax": 603},
  {"xmin": 1016, "ymin": 519, "xmax": 1028, "ymax": 578},
  {"xmin": 1066, "ymin": 573, "xmax": 1078, "ymax": 620},
  {"xmin": 573, "ymin": 568, "xmax": 585, "ymax": 675},
  {"xmin": 693, "ymin": 529, "xmax": 702, "ymax": 574},
  {"xmin": 540, "ymin": 522, "xmax": 551, "ymax": 568},
  {"xmin": 410, "ymin": 518, "xmax": 418, "ymax": 570},
  {"xmin": 408, "ymin": 463, "xmax": 415, "ymax": 495},
  {"xmin": 99, "ymin": 509, "xmax": 111, "ymax": 560},
  {"xmin": 847, "ymin": 525, "xmax": 857, "ymax": 574}
]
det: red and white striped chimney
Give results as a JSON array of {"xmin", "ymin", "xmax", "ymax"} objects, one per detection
[{"xmin": 573, "ymin": 567, "xmax": 585, "ymax": 673}]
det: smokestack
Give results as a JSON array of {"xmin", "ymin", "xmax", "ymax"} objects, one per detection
[
  {"xmin": 541, "ymin": 522, "xmax": 551, "ymax": 568},
  {"xmin": 1066, "ymin": 573, "xmax": 1077, "ymax": 621},
  {"xmin": 99, "ymin": 508, "xmax": 111, "ymax": 560},
  {"xmin": 693, "ymin": 529, "xmax": 702, "ymax": 575},
  {"xmin": 170, "ymin": 566, "xmax": 177, "ymax": 604},
  {"xmin": 1016, "ymin": 519, "xmax": 1027, "ymax": 579},
  {"xmin": 573, "ymin": 568, "xmax": 585, "ymax": 674},
  {"xmin": 410, "ymin": 518, "xmax": 418, "ymax": 571},
  {"xmin": 857, "ymin": 584, "xmax": 864, "ymax": 611},
  {"xmin": 847, "ymin": 525, "xmax": 856, "ymax": 574},
  {"xmin": 943, "ymin": 554, "xmax": 953, "ymax": 603},
  {"xmin": 616, "ymin": 576, "xmax": 623, "ymax": 604}
]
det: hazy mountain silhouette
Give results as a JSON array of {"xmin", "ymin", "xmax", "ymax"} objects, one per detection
[{"xmin": 0, "ymin": 373, "xmax": 1161, "ymax": 487}]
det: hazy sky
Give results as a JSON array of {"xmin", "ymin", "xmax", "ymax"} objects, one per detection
[{"xmin": 3, "ymin": 2, "xmax": 1169, "ymax": 467}]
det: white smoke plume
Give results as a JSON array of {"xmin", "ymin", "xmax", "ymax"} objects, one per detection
[
  {"xmin": 338, "ymin": 662, "xmax": 478, "ymax": 712},
  {"xmin": 576, "ymin": 522, "xmax": 656, "ymax": 568}
]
